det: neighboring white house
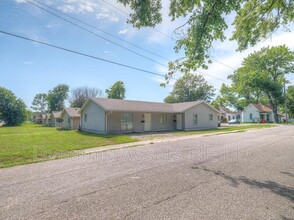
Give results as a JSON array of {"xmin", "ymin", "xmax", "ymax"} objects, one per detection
[
  {"xmin": 60, "ymin": 108, "xmax": 81, "ymax": 130},
  {"xmin": 218, "ymin": 107, "xmax": 240, "ymax": 122},
  {"xmin": 241, "ymin": 104, "xmax": 275, "ymax": 122},
  {"xmin": 79, "ymin": 98, "xmax": 220, "ymax": 134}
]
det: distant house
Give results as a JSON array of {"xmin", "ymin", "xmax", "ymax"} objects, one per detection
[
  {"xmin": 218, "ymin": 107, "xmax": 240, "ymax": 122},
  {"xmin": 46, "ymin": 114, "xmax": 52, "ymax": 126},
  {"xmin": 241, "ymin": 104, "xmax": 281, "ymax": 122},
  {"xmin": 41, "ymin": 114, "xmax": 47, "ymax": 125},
  {"xmin": 60, "ymin": 107, "xmax": 81, "ymax": 130},
  {"xmin": 32, "ymin": 113, "xmax": 42, "ymax": 124},
  {"xmin": 79, "ymin": 98, "xmax": 219, "ymax": 134},
  {"xmin": 51, "ymin": 111, "xmax": 62, "ymax": 127}
]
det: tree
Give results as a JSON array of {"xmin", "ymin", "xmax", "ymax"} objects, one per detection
[
  {"xmin": 69, "ymin": 86, "xmax": 103, "ymax": 108},
  {"xmin": 0, "ymin": 87, "xmax": 26, "ymax": 126},
  {"xmin": 47, "ymin": 84, "xmax": 69, "ymax": 112},
  {"xmin": 25, "ymin": 109, "xmax": 33, "ymax": 121},
  {"xmin": 212, "ymin": 83, "xmax": 268, "ymax": 111},
  {"xmin": 286, "ymin": 86, "xmax": 294, "ymax": 119},
  {"xmin": 31, "ymin": 93, "xmax": 48, "ymax": 113},
  {"xmin": 164, "ymin": 73, "xmax": 215, "ymax": 103},
  {"xmin": 118, "ymin": 0, "xmax": 293, "ymax": 77},
  {"xmin": 105, "ymin": 81, "xmax": 126, "ymax": 99},
  {"xmin": 230, "ymin": 45, "xmax": 294, "ymax": 123}
]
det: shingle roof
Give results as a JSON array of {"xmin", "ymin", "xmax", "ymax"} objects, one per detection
[
  {"xmin": 218, "ymin": 107, "xmax": 237, "ymax": 114},
  {"xmin": 33, "ymin": 114, "xmax": 42, "ymax": 119},
  {"xmin": 64, "ymin": 107, "xmax": 81, "ymax": 117},
  {"xmin": 89, "ymin": 98, "xmax": 217, "ymax": 113},
  {"xmin": 41, "ymin": 114, "xmax": 47, "ymax": 119},
  {"xmin": 52, "ymin": 111, "xmax": 62, "ymax": 118},
  {"xmin": 252, "ymin": 104, "xmax": 273, "ymax": 113}
]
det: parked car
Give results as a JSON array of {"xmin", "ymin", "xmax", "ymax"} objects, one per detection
[{"xmin": 228, "ymin": 119, "xmax": 240, "ymax": 124}]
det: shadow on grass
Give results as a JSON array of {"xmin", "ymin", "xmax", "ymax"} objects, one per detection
[{"xmin": 192, "ymin": 166, "xmax": 294, "ymax": 202}]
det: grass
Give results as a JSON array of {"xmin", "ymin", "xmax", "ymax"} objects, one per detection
[
  {"xmin": 0, "ymin": 123, "xmax": 138, "ymax": 168},
  {"xmin": 0, "ymin": 123, "xmax": 277, "ymax": 168}
]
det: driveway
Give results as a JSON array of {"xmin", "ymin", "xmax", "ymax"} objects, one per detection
[{"xmin": 0, "ymin": 126, "xmax": 293, "ymax": 219}]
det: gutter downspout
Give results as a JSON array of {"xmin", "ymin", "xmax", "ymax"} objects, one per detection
[{"xmin": 105, "ymin": 111, "xmax": 112, "ymax": 134}]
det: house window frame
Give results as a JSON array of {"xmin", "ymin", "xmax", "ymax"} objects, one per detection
[
  {"xmin": 209, "ymin": 114, "xmax": 213, "ymax": 121},
  {"xmin": 193, "ymin": 114, "xmax": 198, "ymax": 125},
  {"xmin": 160, "ymin": 114, "xmax": 168, "ymax": 124},
  {"xmin": 250, "ymin": 113, "xmax": 253, "ymax": 120},
  {"xmin": 121, "ymin": 113, "xmax": 133, "ymax": 131},
  {"xmin": 84, "ymin": 114, "xmax": 87, "ymax": 122}
]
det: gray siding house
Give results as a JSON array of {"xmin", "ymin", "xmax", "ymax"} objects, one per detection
[
  {"xmin": 60, "ymin": 107, "xmax": 81, "ymax": 130},
  {"xmin": 79, "ymin": 98, "xmax": 219, "ymax": 134},
  {"xmin": 51, "ymin": 111, "xmax": 62, "ymax": 127}
]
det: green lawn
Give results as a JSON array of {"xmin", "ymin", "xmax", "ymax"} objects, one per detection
[
  {"xmin": 0, "ymin": 123, "xmax": 277, "ymax": 168},
  {"xmin": 0, "ymin": 123, "xmax": 138, "ymax": 168}
]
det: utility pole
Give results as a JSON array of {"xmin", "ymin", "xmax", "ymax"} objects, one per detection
[{"xmin": 284, "ymin": 81, "xmax": 288, "ymax": 122}]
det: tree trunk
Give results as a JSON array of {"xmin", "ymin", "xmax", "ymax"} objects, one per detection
[
  {"xmin": 267, "ymin": 93, "xmax": 279, "ymax": 123},
  {"xmin": 273, "ymin": 106, "xmax": 279, "ymax": 123}
]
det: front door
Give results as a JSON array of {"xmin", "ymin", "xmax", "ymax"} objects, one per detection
[
  {"xmin": 176, "ymin": 114, "xmax": 182, "ymax": 130},
  {"xmin": 144, "ymin": 113, "xmax": 151, "ymax": 131}
]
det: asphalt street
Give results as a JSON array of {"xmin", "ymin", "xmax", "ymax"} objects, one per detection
[{"xmin": 0, "ymin": 126, "xmax": 293, "ymax": 219}]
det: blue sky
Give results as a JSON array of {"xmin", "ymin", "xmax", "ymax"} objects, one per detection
[{"xmin": 1, "ymin": 0, "xmax": 294, "ymax": 109}]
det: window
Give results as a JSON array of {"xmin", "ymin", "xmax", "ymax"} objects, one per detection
[
  {"xmin": 209, "ymin": 114, "xmax": 213, "ymax": 120},
  {"xmin": 193, "ymin": 115, "xmax": 198, "ymax": 125},
  {"xmin": 121, "ymin": 113, "xmax": 133, "ymax": 131},
  {"xmin": 250, "ymin": 113, "xmax": 253, "ymax": 120},
  {"xmin": 160, "ymin": 114, "xmax": 168, "ymax": 124},
  {"xmin": 84, "ymin": 114, "xmax": 87, "ymax": 122},
  {"xmin": 121, "ymin": 113, "xmax": 133, "ymax": 123}
]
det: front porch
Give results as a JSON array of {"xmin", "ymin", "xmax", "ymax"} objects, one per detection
[{"xmin": 259, "ymin": 112, "xmax": 273, "ymax": 122}]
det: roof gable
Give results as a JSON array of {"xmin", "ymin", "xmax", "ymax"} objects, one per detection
[
  {"xmin": 61, "ymin": 107, "xmax": 81, "ymax": 117},
  {"xmin": 82, "ymin": 98, "xmax": 217, "ymax": 114},
  {"xmin": 52, "ymin": 111, "xmax": 62, "ymax": 118},
  {"xmin": 218, "ymin": 107, "xmax": 237, "ymax": 114},
  {"xmin": 251, "ymin": 104, "xmax": 273, "ymax": 113}
]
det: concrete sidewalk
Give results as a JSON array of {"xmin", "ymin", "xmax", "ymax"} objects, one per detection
[{"xmin": 76, "ymin": 126, "xmax": 278, "ymax": 155}]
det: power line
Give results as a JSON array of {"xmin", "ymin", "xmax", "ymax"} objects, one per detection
[
  {"xmin": 24, "ymin": 0, "xmax": 229, "ymax": 86},
  {"xmin": 24, "ymin": 0, "xmax": 168, "ymax": 68},
  {"xmin": 29, "ymin": 0, "xmax": 171, "ymax": 62},
  {"xmin": 210, "ymin": 57, "xmax": 236, "ymax": 70},
  {"xmin": 100, "ymin": 0, "xmax": 175, "ymax": 41},
  {"xmin": 0, "ymin": 30, "xmax": 222, "ymax": 90},
  {"xmin": 102, "ymin": 0, "xmax": 238, "ymax": 71},
  {"xmin": 196, "ymin": 70, "xmax": 230, "ymax": 84},
  {"xmin": 0, "ymin": 30, "xmax": 167, "ymax": 78}
]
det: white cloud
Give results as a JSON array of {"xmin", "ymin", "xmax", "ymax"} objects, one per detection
[
  {"xmin": 56, "ymin": 0, "xmax": 123, "ymax": 23},
  {"xmin": 103, "ymin": 50, "xmax": 114, "ymax": 57},
  {"xmin": 57, "ymin": 4, "xmax": 75, "ymax": 13},
  {"xmin": 96, "ymin": 12, "xmax": 119, "ymax": 23},
  {"xmin": 46, "ymin": 21, "xmax": 62, "ymax": 29},
  {"xmin": 118, "ymin": 29, "xmax": 129, "ymax": 35},
  {"xmin": 15, "ymin": 0, "xmax": 26, "ymax": 3}
]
